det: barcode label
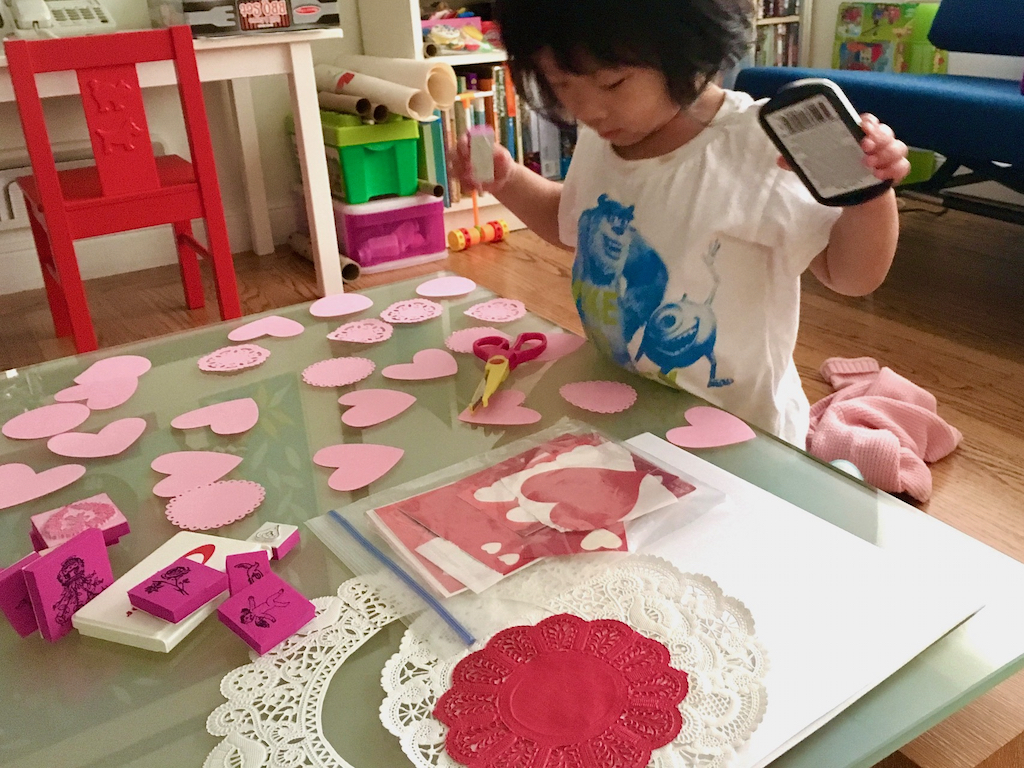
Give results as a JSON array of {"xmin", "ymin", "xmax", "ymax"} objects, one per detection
[{"xmin": 777, "ymin": 100, "xmax": 836, "ymax": 135}]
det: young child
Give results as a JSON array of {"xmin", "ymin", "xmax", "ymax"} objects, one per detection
[{"xmin": 452, "ymin": 0, "xmax": 910, "ymax": 445}]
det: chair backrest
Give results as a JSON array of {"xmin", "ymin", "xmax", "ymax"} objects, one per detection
[
  {"xmin": 4, "ymin": 27, "xmax": 219, "ymax": 209},
  {"xmin": 928, "ymin": 0, "xmax": 1024, "ymax": 57}
]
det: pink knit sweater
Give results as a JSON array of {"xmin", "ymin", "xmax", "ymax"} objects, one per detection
[{"xmin": 806, "ymin": 357, "xmax": 962, "ymax": 502}]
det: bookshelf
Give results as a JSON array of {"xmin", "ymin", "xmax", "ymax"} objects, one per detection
[{"xmin": 752, "ymin": 0, "xmax": 814, "ymax": 68}]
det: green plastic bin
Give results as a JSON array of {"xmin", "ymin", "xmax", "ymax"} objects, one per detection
[{"xmin": 287, "ymin": 111, "xmax": 420, "ymax": 204}]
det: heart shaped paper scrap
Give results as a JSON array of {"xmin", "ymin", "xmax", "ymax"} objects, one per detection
[
  {"xmin": 3, "ymin": 403, "xmax": 91, "ymax": 440},
  {"xmin": 309, "ymin": 293, "xmax": 374, "ymax": 318},
  {"xmin": 0, "ymin": 463, "xmax": 86, "ymax": 510},
  {"xmin": 54, "ymin": 377, "xmax": 139, "ymax": 410},
  {"xmin": 47, "ymin": 417, "xmax": 147, "ymax": 459},
  {"xmin": 381, "ymin": 349, "xmax": 458, "ymax": 381},
  {"xmin": 459, "ymin": 390, "xmax": 541, "ymax": 426},
  {"xmin": 172, "ymin": 398, "xmax": 259, "ymax": 436},
  {"xmin": 228, "ymin": 315, "xmax": 304, "ymax": 342},
  {"xmin": 151, "ymin": 451, "xmax": 243, "ymax": 498},
  {"xmin": 666, "ymin": 406, "xmax": 757, "ymax": 449},
  {"xmin": 313, "ymin": 443, "xmax": 404, "ymax": 491},
  {"xmin": 338, "ymin": 389, "xmax": 416, "ymax": 428}
]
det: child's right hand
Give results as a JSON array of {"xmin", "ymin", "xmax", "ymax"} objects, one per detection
[{"xmin": 450, "ymin": 133, "xmax": 518, "ymax": 194}]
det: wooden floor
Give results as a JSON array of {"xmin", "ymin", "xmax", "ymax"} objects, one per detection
[{"xmin": 2, "ymin": 202, "xmax": 1023, "ymax": 768}]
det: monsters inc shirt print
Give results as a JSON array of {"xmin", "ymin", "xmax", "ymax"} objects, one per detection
[{"xmin": 559, "ymin": 90, "xmax": 842, "ymax": 443}]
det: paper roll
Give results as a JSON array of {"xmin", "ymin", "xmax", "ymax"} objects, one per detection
[
  {"xmin": 318, "ymin": 92, "xmax": 371, "ymax": 117},
  {"xmin": 332, "ymin": 54, "xmax": 458, "ymax": 110},
  {"xmin": 314, "ymin": 65, "xmax": 434, "ymax": 121},
  {"xmin": 370, "ymin": 103, "xmax": 390, "ymax": 122}
]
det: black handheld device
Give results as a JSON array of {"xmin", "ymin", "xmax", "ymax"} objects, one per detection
[{"xmin": 758, "ymin": 78, "xmax": 892, "ymax": 207}]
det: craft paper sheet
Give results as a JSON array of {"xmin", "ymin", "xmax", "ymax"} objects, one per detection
[{"xmin": 622, "ymin": 434, "xmax": 983, "ymax": 768}]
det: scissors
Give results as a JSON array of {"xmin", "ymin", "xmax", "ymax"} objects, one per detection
[{"xmin": 469, "ymin": 332, "xmax": 547, "ymax": 411}]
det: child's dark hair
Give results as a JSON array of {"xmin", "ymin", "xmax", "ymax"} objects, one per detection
[{"xmin": 496, "ymin": 0, "xmax": 753, "ymax": 119}]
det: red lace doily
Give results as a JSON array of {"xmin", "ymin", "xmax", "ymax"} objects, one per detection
[{"xmin": 434, "ymin": 613, "xmax": 689, "ymax": 768}]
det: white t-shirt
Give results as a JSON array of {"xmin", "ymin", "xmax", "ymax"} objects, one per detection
[{"xmin": 559, "ymin": 89, "xmax": 842, "ymax": 445}]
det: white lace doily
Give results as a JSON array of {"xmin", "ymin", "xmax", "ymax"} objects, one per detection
[
  {"xmin": 379, "ymin": 555, "xmax": 769, "ymax": 768},
  {"xmin": 204, "ymin": 578, "xmax": 399, "ymax": 768}
]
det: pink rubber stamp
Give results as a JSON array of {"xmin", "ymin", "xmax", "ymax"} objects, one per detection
[
  {"xmin": 246, "ymin": 522, "xmax": 300, "ymax": 560},
  {"xmin": 22, "ymin": 528, "xmax": 113, "ymax": 641},
  {"xmin": 128, "ymin": 556, "xmax": 228, "ymax": 624},
  {"xmin": 217, "ymin": 572, "xmax": 315, "ymax": 655},
  {"xmin": 0, "ymin": 552, "xmax": 41, "ymax": 637},
  {"xmin": 30, "ymin": 493, "xmax": 130, "ymax": 551},
  {"xmin": 225, "ymin": 550, "xmax": 271, "ymax": 597}
]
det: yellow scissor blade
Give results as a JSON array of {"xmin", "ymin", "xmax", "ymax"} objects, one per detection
[{"xmin": 470, "ymin": 357, "xmax": 510, "ymax": 411}]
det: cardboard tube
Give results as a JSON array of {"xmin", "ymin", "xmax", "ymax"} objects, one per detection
[
  {"xmin": 418, "ymin": 179, "xmax": 444, "ymax": 197},
  {"xmin": 332, "ymin": 54, "xmax": 458, "ymax": 109},
  {"xmin": 318, "ymin": 91, "xmax": 371, "ymax": 117},
  {"xmin": 370, "ymin": 103, "xmax": 390, "ymax": 122},
  {"xmin": 287, "ymin": 233, "xmax": 361, "ymax": 282},
  {"xmin": 314, "ymin": 65, "xmax": 434, "ymax": 121},
  {"xmin": 423, "ymin": 42, "xmax": 439, "ymax": 58}
]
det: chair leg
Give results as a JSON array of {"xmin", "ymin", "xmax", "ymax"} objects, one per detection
[
  {"xmin": 173, "ymin": 220, "xmax": 205, "ymax": 310},
  {"xmin": 46, "ymin": 220, "xmax": 97, "ymax": 353},
  {"xmin": 26, "ymin": 207, "xmax": 72, "ymax": 339},
  {"xmin": 203, "ymin": 211, "xmax": 242, "ymax": 321}
]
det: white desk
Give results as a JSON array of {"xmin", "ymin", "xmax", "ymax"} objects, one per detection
[{"xmin": 0, "ymin": 29, "xmax": 345, "ymax": 296}]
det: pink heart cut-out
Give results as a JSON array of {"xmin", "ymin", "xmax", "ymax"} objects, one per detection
[
  {"xmin": 521, "ymin": 467, "xmax": 647, "ymax": 531},
  {"xmin": 47, "ymin": 417, "xmax": 147, "ymax": 459},
  {"xmin": 666, "ymin": 406, "xmax": 757, "ymax": 449},
  {"xmin": 54, "ymin": 377, "xmax": 139, "ymax": 410},
  {"xmin": 165, "ymin": 480, "xmax": 265, "ymax": 531},
  {"xmin": 382, "ymin": 349, "xmax": 458, "ymax": 381},
  {"xmin": 172, "ymin": 398, "xmax": 259, "ymax": 436},
  {"xmin": 459, "ymin": 390, "xmax": 541, "ymax": 426},
  {"xmin": 536, "ymin": 333, "xmax": 587, "ymax": 362},
  {"xmin": 228, "ymin": 315, "xmax": 305, "ymax": 342},
  {"xmin": 310, "ymin": 293, "xmax": 374, "ymax": 318},
  {"xmin": 313, "ymin": 443, "xmax": 404, "ymax": 491},
  {"xmin": 338, "ymin": 389, "xmax": 416, "ymax": 428},
  {"xmin": 3, "ymin": 403, "xmax": 91, "ymax": 440},
  {"xmin": 416, "ymin": 275, "xmax": 476, "ymax": 298},
  {"xmin": 75, "ymin": 355, "xmax": 151, "ymax": 384},
  {"xmin": 0, "ymin": 462, "xmax": 87, "ymax": 510},
  {"xmin": 151, "ymin": 451, "xmax": 244, "ymax": 498}
]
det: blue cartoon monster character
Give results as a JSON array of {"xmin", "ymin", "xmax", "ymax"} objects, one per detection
[
  {"xmin": 572, "ymin": 194, "xmax": 668, "ymax": 365},
  {"xmin": 638, "ymin": 241, "xmax": 733, "ymax": 388}
]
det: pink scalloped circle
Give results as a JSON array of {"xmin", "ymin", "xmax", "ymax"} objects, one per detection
[
  {"xmin": 559, "ymin": 381, "xmax": 638, "ymax": 414},
  {"xmin": 198, "ymin": 344, "xmax": 270, "ymax": 373},
  {"xmin": 165, "ymin": 479, "xmax": 265, "ymax": 531},
  {"xmin": 380, "ymin": 299, "xmax": 443, "ymax": 324},
  {"xmin": 309, "ymin": 293, "xmax": 374, "ymax": 318},
  {"xmin": 328, "ymin": 318, "xmax": 394, "ymax": 344},
  {"xmin": 465, "ymin": 298, "xmax": 527, "ymax": 324},
  {"xmin": 445, "ymin": 327, "xmax": 510, "ymax": 354},
  {"xmin": 302, "ymin": 357, "xmax": 376, "ymax": 388}
]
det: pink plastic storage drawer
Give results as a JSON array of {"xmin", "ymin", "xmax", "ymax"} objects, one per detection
[{"xmin": 335, "ymin": 194, "xmax": 446, "ymax": 272}]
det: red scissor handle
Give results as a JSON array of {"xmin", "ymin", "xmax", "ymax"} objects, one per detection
[{"xmin": 472, "ymin": 332, "xmax": 547, "ymax": 369}]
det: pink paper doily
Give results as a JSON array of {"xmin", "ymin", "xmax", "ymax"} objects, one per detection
[
  {"xmin": 198, "ymin": 345, "xmax": 270, "ymax": 373},
  {"xmin": 559, "ymin": 381, "xmax": 638, "ymax": 414},
  {"xmin": 445, "ymin": 327, "xmax": 510, "ymax": 354},
  {"xmin": 302, "ymin": 357, "xmax": 375, "ymax": 388},
  {"xmin": 328, "ymin": 318, "xmax": 394, "ymax": 344},
  {"xmin": 165, "ymin": 480, "xmax": 265, "ymax": 531},
  {"xmin": 381, "ymin": 299, "xmax": 444, "ymax": 324},
  {"xmin": 465, "ymin": 298, "xmax": 527, "ymax": 324},
  {"xmin": 435, "ymin": 613, "xmax": 688, "ymax": 768}
]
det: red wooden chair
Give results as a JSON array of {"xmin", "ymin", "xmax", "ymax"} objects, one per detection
[{"xmin": 4, "ymin": 26, "xmax": 242, "ymax": 353}]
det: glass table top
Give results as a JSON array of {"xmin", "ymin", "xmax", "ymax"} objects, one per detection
[{"xmin": 1, "ymin": 274, "xmax": 1022, "ymax": 768}]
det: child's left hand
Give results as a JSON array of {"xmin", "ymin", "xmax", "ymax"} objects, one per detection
[{"xmin": 858, "ymin": 113, "xmax": 910, "ymax": 183}]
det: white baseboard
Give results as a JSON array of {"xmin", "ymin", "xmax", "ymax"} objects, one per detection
[{"xmin": 0, "ymin": 202, "xmax": 299, "ymax": 296}]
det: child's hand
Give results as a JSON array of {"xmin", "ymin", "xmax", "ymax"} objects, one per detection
[
  {"xmin": 451, "ymin": 133, "xmax": 517, "ymax": 194},
  {"xmin": 858, "ymin": 114, "xmax": 910, "ymax": 183}
]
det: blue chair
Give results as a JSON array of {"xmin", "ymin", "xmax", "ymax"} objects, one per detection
[{"xmin": 735, "ymin": 0, "xmax": 1024, "ymax": 223}]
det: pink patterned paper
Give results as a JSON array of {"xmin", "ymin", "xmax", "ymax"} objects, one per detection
[
  {"xmin": 198, "ymin": 344, "xmax": 270, "ymax": 373},
  {"xmin": 302, "ymin": 357, "xmax": 375, "ymax": 388},
  {"xmin": 380, "ymin": 298, "xmax": 443, "ymax": 324},
  {"xmin": 464, "ymin": 298, "xmax": 526, "ymax": 323},
  {"xmin": 54, "ymin": 377, "xmax": 138, "ymax": 410},
  {"xmin": 0, "ymin": 463, "xmax": 86, "ymax": 510},
  {"xmin": 445, "ymin": 327, "xmax": 510, "ymax": 354},
  {"xmin": 75, "ymin": 355, "xmax": 151, "ymax": 384},
  {"xmin": 46, "ymin": 417, "xmax": 147, "ymax": 458},
  {"xmin": 327, "ymin": 318, "xmax": 394, "ymax": 344},
  {"xmin": 559, "ymin": 381, "xmax": 638, "ymax": 414},
  {"xmin": 416, "ymin": 275, "xmax": 476, "ymax": 298},
  {"xmin": 309, "ymin": 293, "xmax": 374, "ymax": 318},
  {"xmin": 2, "ymin": 403, "xmax": 91, "ymax": 440},
  {"xmin": 228, "ymin": 315, "xmax": 304, "ymax": 342},
  {"xmin": 165, "ymin": 480, "xmax": 266, "ymax": 531},
  {"xmin": 381, "ymin": 349, "xmax": 458, "ymax": 381}
]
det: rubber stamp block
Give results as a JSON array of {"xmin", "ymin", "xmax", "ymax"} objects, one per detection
[
  {"xmin": 225, "ymin": 550, "xmax": 271, "ymax": 596},
  {"xmin": 31, "ymin": 493, "xmax": 129, "ymax": 550},
  {"xmin": 128, "ymin": 556, "xmax": 227, "ymax": 623},
  {"xmin": 0, "ymin": 552, "xmax": 42, "ymax": 637},
  {"xmin": 23, "ymin": 528, "xmax": 113, "ymax": 641},
  {"xmin": 217, "ymin": 572, "xmax": 315, "ymax": 655}
]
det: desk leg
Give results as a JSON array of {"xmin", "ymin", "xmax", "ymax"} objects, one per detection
[
  {"xmin": 287, "ymin": 41, "xmax": 344, "ymax": 296},
  {"xmin": 227, "ymin": 78, "xmax": 275, "ymax": 256}
]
